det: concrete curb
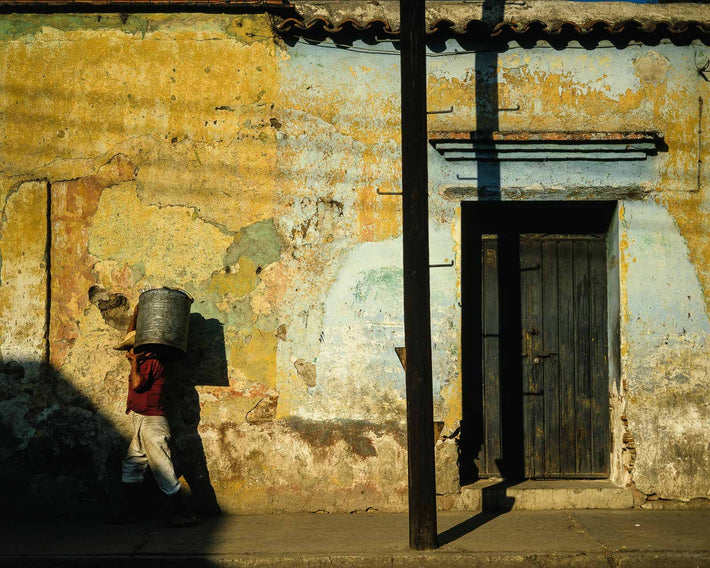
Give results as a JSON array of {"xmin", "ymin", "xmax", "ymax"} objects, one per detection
[{"xmin": 2, "ymin": 552, "xmax": 710, "ymax": 568}]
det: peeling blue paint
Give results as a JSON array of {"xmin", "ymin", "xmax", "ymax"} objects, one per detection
[{"xmin": 623, "ymin": 200, "xmax": 710, "ymax": 345}]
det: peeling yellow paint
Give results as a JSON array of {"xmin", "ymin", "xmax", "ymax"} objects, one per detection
[
  {"xmin": 618, "ymin": 203, "xmax": 631, "ymax": 364},
  {"xmin": 90, "ymin": 182, "xmax": 233, "ymax": 286},
  {"xmin": 229, "ymin": 329, "xmax": 278, "ymax": 389},
  {"xmin": 355, "ymin": 147, "xmax": 401, "ymax": 242},
  {"xmin": 0, "ymin": 15, "xmax": 280, "ymax": 230},
  {"xmin": 50, "ymin": 175, "xmax": 105, "ymax": 368},
  {"xmin": 0, "ymin": 180, "xmax": 47, "ymax": 365},
  {"xmin": 207, "ymin": 257, "xmax": 258, "ymax": 299},
  {"xmin": 659, "ymin": 85, "xmax": 710, "ymax": 318},
  {"xmin": 441, "ymin": 379, "xmax": 462, "ymax": 433},
  {"xmin": 198, "ymin": 394, "xmax": 260, "ymax": 425}
]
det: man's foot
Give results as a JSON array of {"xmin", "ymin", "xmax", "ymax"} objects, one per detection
[
  {"xmin": 166, "ymin": 492, "xmax": 198, "ymax": 527},
  {"xmin": 168, "ymin": 512, "xmax": 198, "ymax": 527}
]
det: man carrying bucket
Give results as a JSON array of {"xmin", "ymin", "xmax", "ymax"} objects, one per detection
[{"xmin": 111, "ymin": 295, "xmax": 197, "ymax": 527}]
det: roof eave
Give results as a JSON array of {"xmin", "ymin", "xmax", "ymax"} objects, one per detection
[{"xmin": 275, "ymin": 1, "xmax": 710, "ymax": 37}]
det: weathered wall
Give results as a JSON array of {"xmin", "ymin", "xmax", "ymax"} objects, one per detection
[
  {"xmin": 0, "ymin": 13, "xmax": 412, "ymax": 514},
  {"xmin": 426, "ymin": 40, "xmax": 710, "ymax": 501},
  {"xmin": 0, "ymin": 13, "xmax": 708, "ymax": 514}
]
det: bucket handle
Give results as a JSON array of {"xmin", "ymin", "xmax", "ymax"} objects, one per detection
[{"xmin": 176, "ymin": 287, "xmax": 194, "ymax": 303}]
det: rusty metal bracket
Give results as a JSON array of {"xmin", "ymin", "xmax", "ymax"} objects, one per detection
[
  {"xmin": 427, "ymin": 106, "xmax": 454, "ymax": 115},
  {"xmin": 376, "ymin": 188, "xmax": 403, "ymax": 196},
  {"xmin": 429, "ymin": 260, "xmax": 454, "ymax": 268}
]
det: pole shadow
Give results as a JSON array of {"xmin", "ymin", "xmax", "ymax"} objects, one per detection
[
  {"xmin": 447, "ymin": 2, "xmax": 519, "ymax": 544},
  {"xmin": 457, "ymin": 0, "xmax": 510, "ymax": 486},
  {"xmin": 438, "ymin": 474, "xmax": 521, "ymax": 546}
]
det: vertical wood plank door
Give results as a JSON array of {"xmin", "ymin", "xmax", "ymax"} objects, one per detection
[
  {"xmin": 481, "ymin": 237, "xmax": 502, "ymax": 475},
  {"xmin": 519, "ymin": 234, "xmax": 609, "ymax": 478}
]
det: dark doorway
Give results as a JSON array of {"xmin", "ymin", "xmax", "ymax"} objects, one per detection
[{"xmin": 460, "ymin": 201, "xmax": 617, "ymax": 482}]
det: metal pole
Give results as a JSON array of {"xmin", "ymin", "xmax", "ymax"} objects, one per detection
[{"xmin": 400, "ymin": 0, "xmax": 438, "ymax": 551}]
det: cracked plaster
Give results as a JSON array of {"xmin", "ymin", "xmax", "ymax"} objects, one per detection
[{"xmin": 0, "ymin": 13, "xmax": 709, "ymax": 514}]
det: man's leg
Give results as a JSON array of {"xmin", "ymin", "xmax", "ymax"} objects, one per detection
[
  {"xmin": 122, "ymin": 413, "xmax": 150, "ymax": 484},
  {"xmin": 108, "ymin": 413, "xmax": 148, "ymax": 523},
  {"xmin": 140, "ymin": 415, "xmax": 197, "ymax": 526},
  {"xmin": 139, "ymin": 415, "xmax": 180, "ymax": 495}
]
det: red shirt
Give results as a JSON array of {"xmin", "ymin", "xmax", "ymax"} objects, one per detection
[{"xmin": 126, "ymin": 356, "xmax": 166, "ymax": 416}]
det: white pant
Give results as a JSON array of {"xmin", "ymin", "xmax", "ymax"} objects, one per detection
[{"xmin": 121, "ymin": 412, "xmax": 181, "ymax": 495}]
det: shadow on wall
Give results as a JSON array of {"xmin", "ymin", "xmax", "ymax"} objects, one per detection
[
  {"xmin": 0, "ymin": 311, "xmax": 226, "ymax": 518},
  {"xmin": 0, "ymin": 359, "xmax": 125, "ymax": 516},
  {"xmin": 167, "ymin": 312, "xmax": 229, "ymax": 515}
]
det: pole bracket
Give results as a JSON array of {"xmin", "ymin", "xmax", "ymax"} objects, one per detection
[
  {"xmin": 427, "ymin": 106, "xmax": 453, "ymax": 115},
  {"xmin": 430, "ymin": 260, "xmax": 454, "ymax": 268}
]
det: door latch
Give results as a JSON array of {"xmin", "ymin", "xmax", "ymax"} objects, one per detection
[{"xmin": 533, "ymin": 352, "xmax": 557, "ymax": 364}]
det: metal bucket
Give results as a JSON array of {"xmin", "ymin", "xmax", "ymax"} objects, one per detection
[{"xmin": 135, "ymin": 287, "xmax": 194, "ymax": 353}]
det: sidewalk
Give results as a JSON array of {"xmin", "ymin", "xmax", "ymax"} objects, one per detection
[{"xmin": 1, "ymin": 510, "xmax": 708, "ymax": 567}]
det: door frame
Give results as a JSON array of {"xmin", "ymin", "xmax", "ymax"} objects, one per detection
[{"xmin": 459, "ymin": 201, "xmax": 621, "ymax": 483}]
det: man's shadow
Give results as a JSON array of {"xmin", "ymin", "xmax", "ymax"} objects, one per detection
[{"xmin": 165, "ymin": 313, "xmax": 229, "ymax": 516}]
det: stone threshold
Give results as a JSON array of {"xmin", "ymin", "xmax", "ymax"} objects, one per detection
[{"xmin": 445, "ymin": 479, "xmax": 634, "ymax": 511}]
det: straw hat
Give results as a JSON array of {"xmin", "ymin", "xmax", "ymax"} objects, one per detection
[{"xmin": 113, "ymin": 330, "xmax": 136, "ymax": 351}]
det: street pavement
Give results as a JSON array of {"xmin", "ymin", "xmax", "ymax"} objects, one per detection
[{"xmin": 1, "ymin": 509, "xmax": 709, "ymax": 567}]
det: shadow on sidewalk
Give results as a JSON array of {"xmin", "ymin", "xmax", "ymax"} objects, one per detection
[{"xmin": 438, "ymin": 479, "xmax": 520, "ymax": 546}]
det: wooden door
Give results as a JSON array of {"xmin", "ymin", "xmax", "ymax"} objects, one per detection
[{"xmin": 478, "ymin": 234, "xmax": 610, "ymax": 479}]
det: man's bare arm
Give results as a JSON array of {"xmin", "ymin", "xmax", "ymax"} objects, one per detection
[{"xmin": 127, "ymin": 349, "xmax": 144, "ymax": 390}]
